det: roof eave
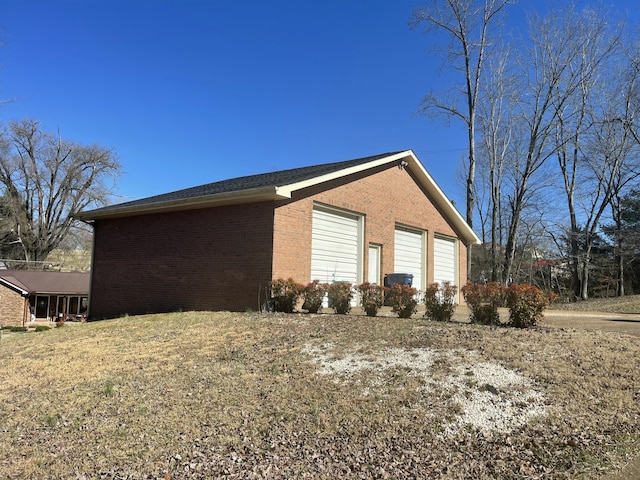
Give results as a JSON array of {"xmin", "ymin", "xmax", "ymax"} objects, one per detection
[
  {"xmin": 404, "ymin": 152, "xmax": 481, "ymax": 246},
  {"xmin": 78, "ymin": 186, "xmax": 288, "ymax": 221},
  {"xmin": 278, "ymin": 149, "xmax": 480, "ymax": 245},
  {"xmin": 277, "ymin": 150, "xmax": 413, "ymax": 196}
]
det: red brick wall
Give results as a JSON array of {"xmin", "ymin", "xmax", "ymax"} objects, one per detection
[
  {"xmin": 89, "ymin": 202, "xmax": 275, "ymax": 319},
  {"xmin": 273, "ymin": 163, "xmax": 469, "ymax": 289},
  {"xmin": 0, "ymin": 286, "xmax": 27, "ymax": 327}
]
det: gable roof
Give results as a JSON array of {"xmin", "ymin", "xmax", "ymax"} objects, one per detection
[
  {"xmin": 78, "ymin": 150, "xmax": 480, "ymax": 245},
  {"xmin": 0, "ymin": 271, "xmax": 90, "ymax": 296}
]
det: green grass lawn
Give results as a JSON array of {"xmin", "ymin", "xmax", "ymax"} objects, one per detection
[{"xmin": 1, "ymin": 310, "xmax": 639, "ymax": 479}]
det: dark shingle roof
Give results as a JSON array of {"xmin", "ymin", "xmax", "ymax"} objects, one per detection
[
  {"xmin": 0, "ymin": 271, "xmax": 90, "ymax": 295},
  {"xmin": 81, "ymin": 151, "xmax": 404, "ymax": 218}
]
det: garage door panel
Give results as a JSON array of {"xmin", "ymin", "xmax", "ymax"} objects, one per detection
[
  {"xmin": 394, "ymin": 228, "xmax": 423, "ymax": 292},
  {"xmin": 433, "ymin": 236, "xmax": 456, "ymax": 286},
  {"xmin": 311, "ymin": 208, "xmax": 360, "ymax": 288}
]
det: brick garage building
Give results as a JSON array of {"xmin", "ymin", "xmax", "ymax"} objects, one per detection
[
  {"xmin": 0, "ymin": 271, "xmax": 89, "ymax": 326},
  {"xmin": 79, "ymin": 150, "xmax": 480, "ymax": 319}
]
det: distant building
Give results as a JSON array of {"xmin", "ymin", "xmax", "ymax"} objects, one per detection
[{"xmin": 0, "ymin": 271, "xmax": 89, "ymax": 326}]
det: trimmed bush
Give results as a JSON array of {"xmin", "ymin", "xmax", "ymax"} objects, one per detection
[
  {"xmin": 423, "ymin": 281, "xmax": 458, "ymax": 322},
  {"xmin": 506, "ymin": 283, "xmax": 549, "ymax": 328},
  {"xmin": 461, "ymin": 282, "xmax": 505, "ymax": 326},
  {"xmin": 327, "ymin": 282, "xmax": 353, "ymax": 314},
  {"xmin": 9, "ymin": 326, "xmax": 28, "ymax": 332},
  {"xmin": 302, "ymin": 280, "xmax": 329, "ymax": 314},
  {"xmin": 356, "ymin": 282, "xmax": 388, "ymax": 317},
  {"xmin": 270, "ymin": 278, "xmax": 304, "ymax": 313},
  {"xmin": 34, "ymin": 325, "xmax": 51, "ymax": 332},
  {"xmin": 388, "ymin": 284, "xmax": 419, "ymax": 318}
]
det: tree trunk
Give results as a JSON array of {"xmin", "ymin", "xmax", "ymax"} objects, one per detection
[
  {"xmin": 503, "ymin": 195, "xmax": 523, "ymax": 285},
  {"xmin": 569, "ymin": 229, "xmax": 582, "ymax": 299},
  {"xmin": 617, "ymin": 250, "xmax": 625, "ymax": 297},
  {"xmin": 579, "ymin": 255, "xmax": 590, "ymax": 300}
]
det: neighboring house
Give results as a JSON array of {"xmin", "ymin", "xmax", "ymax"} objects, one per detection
[
  {"xmin": 78, "ymin": 150, "xmax": 480, "ymax": 319},
  {"xmin": 0, "ymin": 271, "xmax": 90, "ymax": 326}
]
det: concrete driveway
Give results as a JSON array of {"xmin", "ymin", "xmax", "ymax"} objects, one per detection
[
  {"xmin": 542, "ymin": 309, "xmax": 640, "ymax": 337},
  {"xmin": 448, "ymin": 306, "xmax": 640, "ymax": 337}
]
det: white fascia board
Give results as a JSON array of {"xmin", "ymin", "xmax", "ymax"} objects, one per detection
[
  {"xmin": 276, "ymin": 151, "xmax": 413, "ymax": 197},
  {"xmin": 404, "ymin": 152, "xmax": 481, "ymax": 246}
]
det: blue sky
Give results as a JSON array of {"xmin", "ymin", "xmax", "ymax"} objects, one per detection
[{"xmin": 0, "ymin": 1, "xmax": 636, "ymax": 211}]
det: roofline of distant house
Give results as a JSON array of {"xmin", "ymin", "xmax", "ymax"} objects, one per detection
[
  {"xmin": 77, "ymin": 150, "xmax": 481, "ymax": 245},
  {"xmin": 0, "ymin": 276, "xmax": 88, "ymax": 296}
]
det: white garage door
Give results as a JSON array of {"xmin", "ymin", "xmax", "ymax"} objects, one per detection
[
  {"xmin": 311, "ymin": 207, "xmax": 361, "ymax": 285},
  {"xmin": 433, "ymin": 236, "xmax": 457, "ymax": 286},
  {"xmin": 394, "ymin": 227, "xmax": 424, "ymax": 292}
]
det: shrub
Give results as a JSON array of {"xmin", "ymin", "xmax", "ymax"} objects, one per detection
[
  {"xmin": 423, "ymin": 281, "xmax": 458, "ymax": 322},
  {"xmin": 327, "ymin": 282, "xmax": 353, "ymax": 314},
  {"xmin": 387, "ymin": 283, "xmax": 419, "ymax": 318},
  {"xmin": 356, "ymin": 282, "xmax": 388, "ymax": 317},
  {"xmin": 461, "ymin": 282, "xmax": 505, "ymax": 326},
  {"xmin": 270, "ymin": 278, "xmax": 304, "ymax": 313},
  {"xmin": 9, "ymin": 326, "xmax": 28, "ymax": 332},
  {"xmin": 302, "ymin": 280, "xmax": 329, "ymax": 314},
  {"xmin": 505, "ymin": 283, "xmax": 549, "ymax": 328},
  {"xmin": 34, "ymin": 325, "xmax": 51, "ymax": 332}
]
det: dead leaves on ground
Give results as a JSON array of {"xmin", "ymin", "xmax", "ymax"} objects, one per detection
[{"xmin": 0, "ymin": 311, "xmax": 639, "ymax": 479}]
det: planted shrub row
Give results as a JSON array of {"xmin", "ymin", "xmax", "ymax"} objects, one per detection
[
  {"xmin": 268, "ymin": 278, "xmax": 551, "ymax": 328},
  {"xmin": 269, "ymin": 278, "xmax": 451, "ymax": 319}
]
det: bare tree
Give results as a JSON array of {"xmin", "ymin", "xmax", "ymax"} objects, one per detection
[
  {"xmin": 477, "ymin": 46, "xmax": 514, "ymax": 283},
  {"xmin": 606, "ymin": 45, "xmax": 640, "ymax": 296},
  {"xmin": 410, "ymin": 0, "xmax": 511, "ymax": 277},
  {"xmin": 500, "ymin": 4, "xmax": 617, "ymax": 287},
  {"xmin": 552, "ymin": 8, "xmax": 636, "ymax": 300},
  {"xmin": 593, "ymin": 61, "xmax": 640, "ymax": 297},
  {"xmin": 0, "ymin": 119, "xmax": 121, "ymax": 262}
]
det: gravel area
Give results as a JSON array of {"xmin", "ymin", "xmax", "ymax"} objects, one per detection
[{"xmin": 302, "ymin": 342, "xmax": 547, "ymax": 437}]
